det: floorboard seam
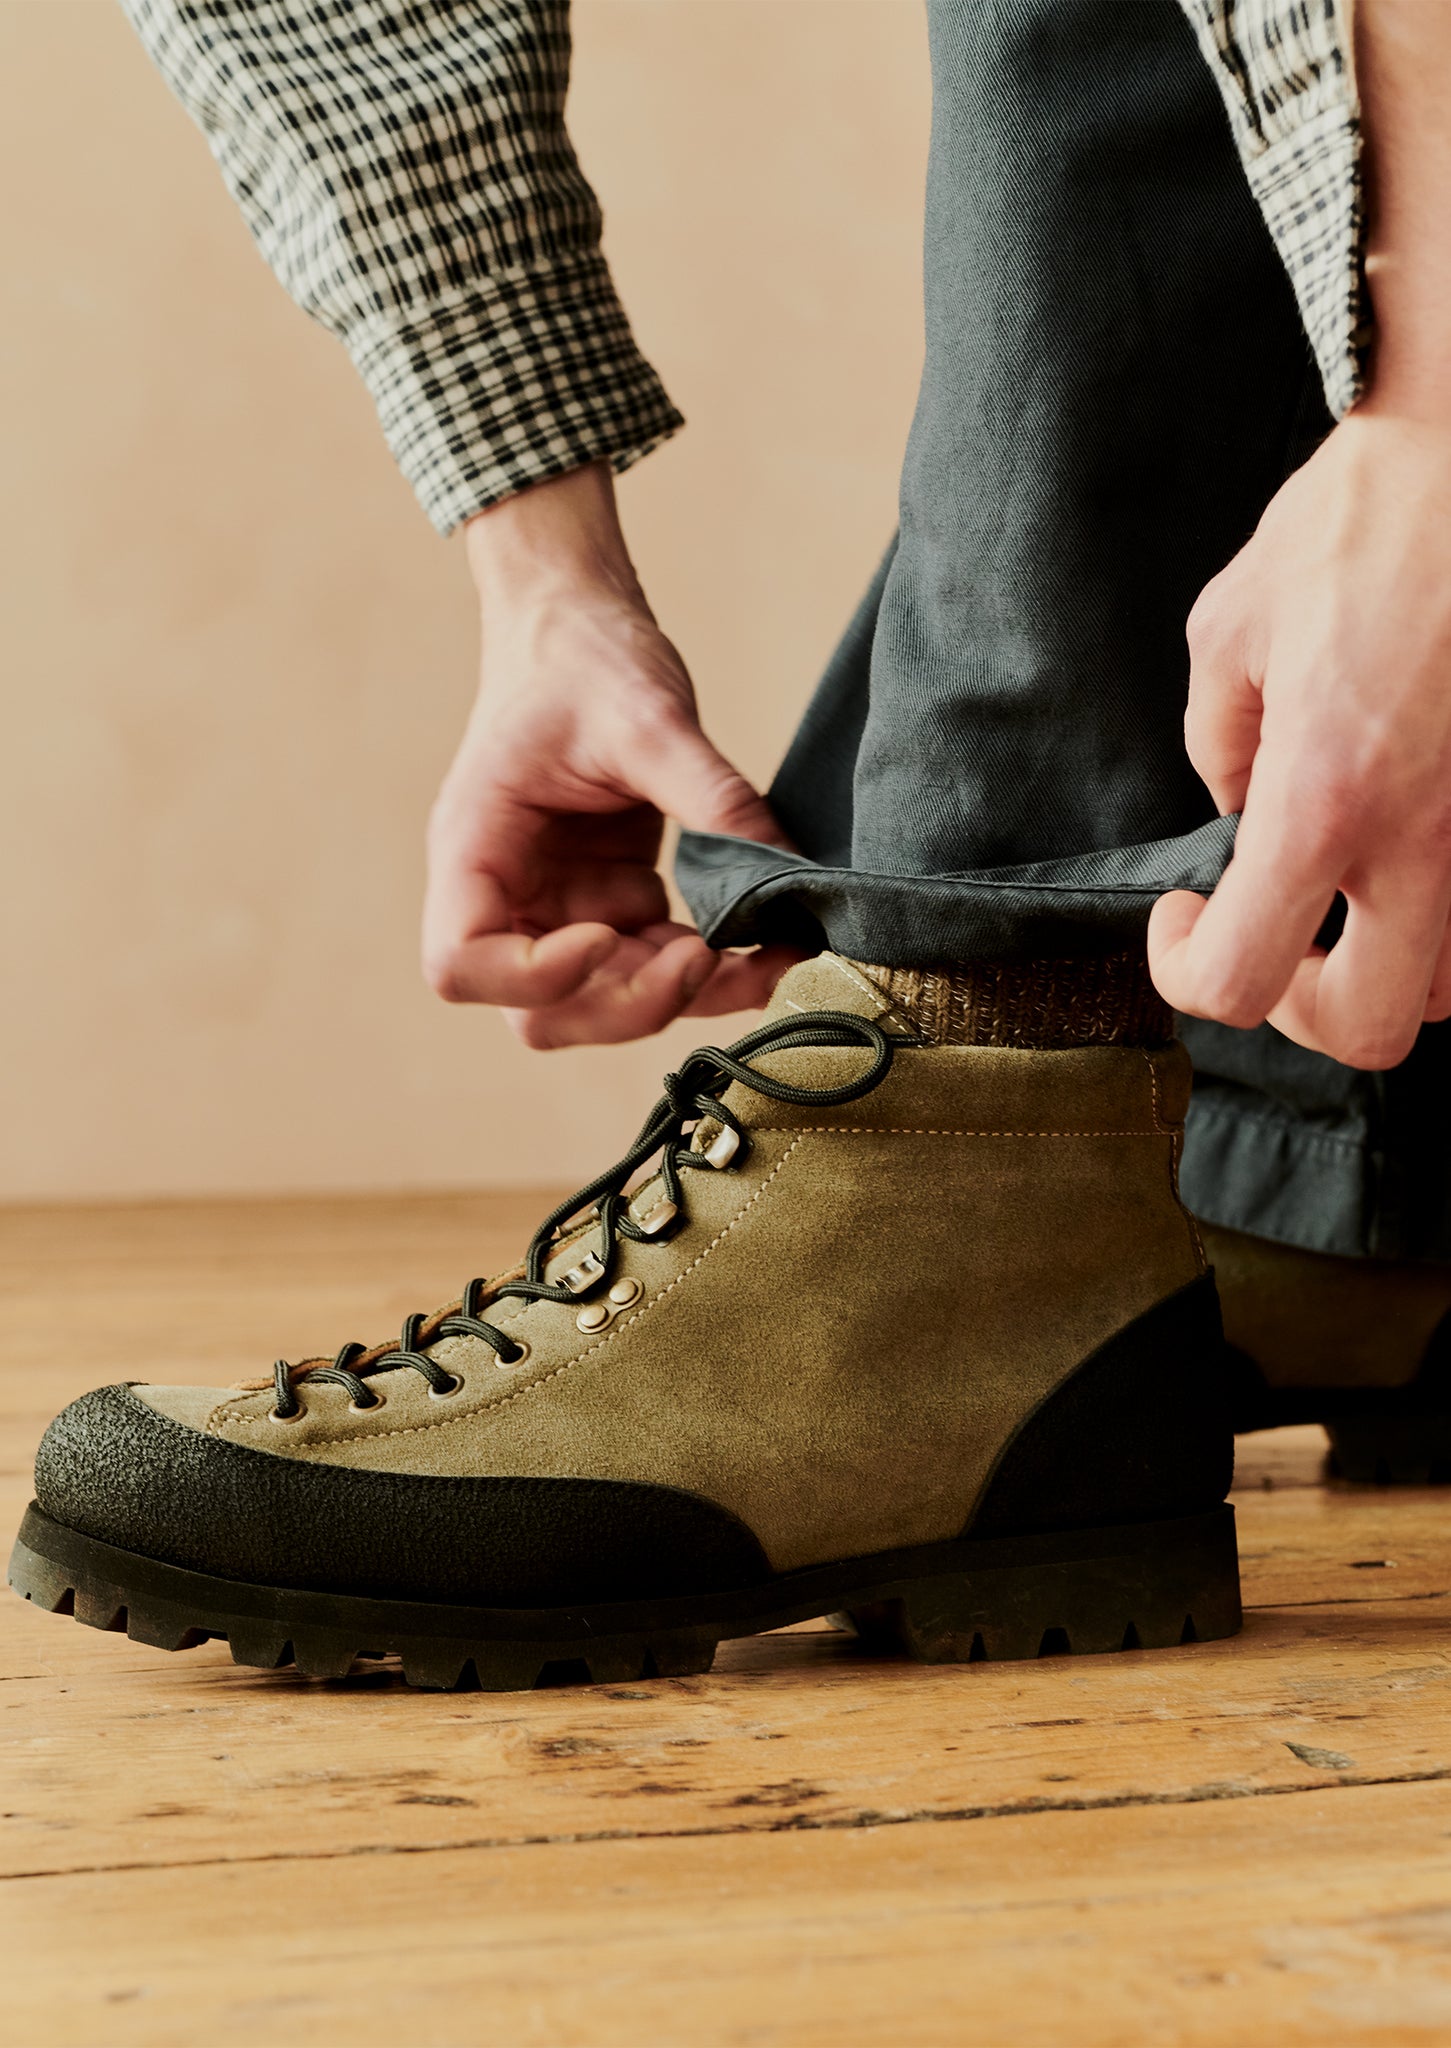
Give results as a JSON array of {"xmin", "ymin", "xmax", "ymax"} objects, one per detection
[
  {"xmin": 7, "ymin": 1764, "xmax": 1450, "ymax": 1883},
  {"xmin": 1245, "ymin": 1590, "xmax": 1451, "ymax": 1609}
]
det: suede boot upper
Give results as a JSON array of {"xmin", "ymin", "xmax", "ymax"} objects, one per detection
[{"xmin": 99, "ymin": 954, "xmax": 1208, "ymax": 1576}]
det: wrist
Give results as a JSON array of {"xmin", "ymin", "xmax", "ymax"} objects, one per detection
[
  {"xmin": 1344, "ymin": 385, "xmax": 1451, "ymax": 457},
  {"xmin": 464, "ymin": 462, "xmax": 647, "ymax": 611},
  {"xmin": 1355, "ymin": 0, "xmax": 1451, "ymax": 430},
  {"xmin": 1358, "ymin": 324, "xmax": 1451, "ymax": 433}
]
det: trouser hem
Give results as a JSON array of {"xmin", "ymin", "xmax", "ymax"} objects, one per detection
[
  {"xmin": 676, "ymin": 817, "xmax": 1239, "ymax": 966},
  {"xmin": 1180, "ymin": 1098, "xmax": 1372, "ymax": 1259}
]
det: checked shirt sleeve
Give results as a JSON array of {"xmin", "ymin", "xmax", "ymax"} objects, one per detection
[
  {"xmin": 1176, "ymin": 0, "xmax": 1369, "ymax": 419},
  {"xmin": 121, "ymin": 0, "xmax": 684, "ymax": 532}
]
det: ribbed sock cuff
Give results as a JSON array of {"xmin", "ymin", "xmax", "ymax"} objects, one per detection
[{"xmin": 850, "ymin": 952, "xmax": 1174, "ymax": 1050}]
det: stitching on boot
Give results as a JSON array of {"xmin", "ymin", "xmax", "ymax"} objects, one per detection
[
  {"xmin": 820, "ymin": 955, "xmax": 907, "ymax": 1023},
  {"xmin": 777, "ymin": 954, "xmax": 898, "ymax": 1023},
  {"xmin": 1181, "ymin": 1157, "xmax": 1209, "ymax": 1274},
  {"xmin": 1138, "ymin": 1051, "xmax": 1204, "ymax": 1272},
  {"xmin": 219, "ymin": 1137, "xmax": 806, "ymax": 1450},
  {"xmin": 1165, "ymin": 1112, "xmax": 1208, "ymax": 1274},
  {"xmin": 749, "ymin": 1124, "xmax": 1167, "ymax": 1138}
]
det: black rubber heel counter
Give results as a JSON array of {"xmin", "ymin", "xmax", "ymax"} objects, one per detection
[{"xmin": 968, "ymin": 1273, "xmax": 1232, "ymax": 1539}]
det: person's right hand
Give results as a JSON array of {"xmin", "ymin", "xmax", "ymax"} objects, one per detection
[{"xmin": 422, "ymin": 463, "xmax": 806, "ymax": 1049}]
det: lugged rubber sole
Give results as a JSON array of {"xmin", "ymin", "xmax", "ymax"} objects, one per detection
[
  {"xmin": 8, "ymin": 1501, "xmax": 1240, "ymax": 1692},
  {"xmin": 1325, "ymin": 1412, "xmax": 1451, "ymax": 1486}
]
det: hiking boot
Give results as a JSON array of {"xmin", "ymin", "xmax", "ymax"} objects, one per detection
[
  {"xmin": 11, "ymin": 954, "xmax": 1239, "ymax": 1691},
  {"xmin": 1207, "ymin": 1221, "xmax": 1451, "ymax": 1483}
]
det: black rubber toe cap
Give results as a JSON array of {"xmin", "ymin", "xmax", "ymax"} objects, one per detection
[{"xmin": 33, "ymin": 1386, "xmax": 772, "ymax": 1606}]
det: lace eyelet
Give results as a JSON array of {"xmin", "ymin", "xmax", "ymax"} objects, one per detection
[
  {"xmin": 701, "ymin": 1124, "xmax": 742, "ymax": 1170},
  {"xmin": 349, "ymin": 1392, "xmax": 386, "ymax": 1415},
  {"xmin": 495, "ymin": 1338, "xmax": 531, "ymax": 1371},
  {"xmin": 268, "ymin": 1403, "xmax": 306, "ymax": 1425},
  {"xmin": 634, "ymin": 1197, "xmax": 679, "ymax": 1239},
  {"xmin": 429, "ymin": 1373, "xmax": 464, "ymax": 1399},
  {"xmin": 561, "ymin": 1251, "xmax": 607, "ymax": 1296}
]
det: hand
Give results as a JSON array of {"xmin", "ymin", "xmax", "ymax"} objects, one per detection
[
  {"xmin": 1148, "ymin": 406, "xmax": 1451, "ymax": 1068},
  {"xmin": 423, "ymin": 463, "xmax": 805, "ymax": 1048},
  {"xmin": 1150, "ymin": 0, "xmax": 1451, "ymax": 1071}
]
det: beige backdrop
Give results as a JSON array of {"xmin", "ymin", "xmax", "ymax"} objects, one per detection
[{"xmin": 0, "ymin": 0, "xmax": 929, "ymax": 1201}]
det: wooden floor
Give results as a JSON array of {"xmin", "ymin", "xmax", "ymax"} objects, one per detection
[{"xmin": 5, "ymin": 1194, "xmax": 1451, "ymax": 2047}]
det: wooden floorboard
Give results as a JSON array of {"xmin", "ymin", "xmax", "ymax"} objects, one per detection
[
  {"xmin": 4, "ymin": 1193, "xmax": 1450, "ymax": 2044},
  {"xmin": 12, "ymin": 1783, "xmax": 1451, "ymax": 2048}
]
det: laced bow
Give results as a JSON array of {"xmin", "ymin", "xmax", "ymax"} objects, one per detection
[{"xmin": 269, "ymin": 1009, "xmax": 896, "ymax": 1419}]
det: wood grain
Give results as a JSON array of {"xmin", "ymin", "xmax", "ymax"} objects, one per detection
[
  {"xmin": 7, "ymin": 1592, "xmax": 1451, "ymax": 1880},
  {"xmin": 11, "ymin": 1783, "xmax": 1451, "ymax": 2048},
  {"xmin": 5, "ymin": 1192, "xmax": 1451, "ymax": 2045}
]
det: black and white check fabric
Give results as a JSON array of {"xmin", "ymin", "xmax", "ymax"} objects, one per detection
[
  {"xmin": 122, "ymin": 0, "xmax": 683, "ymax": 533},
  {"xmin": 123, "ymin": 0, "xmax": 1364, "ymax": 534},
  {"xmin": 1176, "ymin": 0, "xmax": 1366, "ymax": 419}
]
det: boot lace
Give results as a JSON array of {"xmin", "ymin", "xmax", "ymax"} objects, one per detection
[{"xmin": 269, "ymin": 1009, "xmax": 896, "ymax": 1420}]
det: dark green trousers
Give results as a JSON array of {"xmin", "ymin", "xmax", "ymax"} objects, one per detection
[{"xmin": 676, "ymin": 0, "xmax": 1451, "ymax": 1264}]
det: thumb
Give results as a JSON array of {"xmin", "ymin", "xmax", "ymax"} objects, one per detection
[{"xmin": 629, "ymin": 713, "xmax": 795, "ymax": 849}]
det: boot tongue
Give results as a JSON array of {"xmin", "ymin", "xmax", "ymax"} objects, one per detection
[{"xmin": 762, "ymin": 952, "xmax": 916, "ymax": 1034}]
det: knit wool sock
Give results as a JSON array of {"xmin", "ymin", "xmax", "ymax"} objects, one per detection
[{"xmin": 850, "ymin": 951, "xmax": 1173, "ymax": 1050}]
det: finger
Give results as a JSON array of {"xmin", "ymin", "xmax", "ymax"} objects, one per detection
[
  {"xmin": 422, "ymin": 861, "xmax": 616, "ymax": 1006},
  {"xmin": 1146, "ymin": 889, "xmax": 1209, "ymax": 1013},
  {"xmin": 1425, "ymin": 916, "xmax": 1451, "ymax": 1023},
  {"xmin": 627, "ymin": 717, "xmax": 795, "ymax": 848},
  {"xmin": 679, "ymin": 944, "xmax": 811, "ymax": 1016},
  {"xmin": 1184, "ymin": 573, "xmax": 1262, "ymax": 815},
  {"xmin": 1269, "ymin": 859, "xmax": 1451, "ymax": 1068},
  {"xmin": 1262, "ymin": 950, "xmax": 1332, "ymax": 1055},
  {"xmin": 428, "ymin": 920, "xmax": 619, "ymax": 1008},
  {"xmin": 1146, "ymin": 759, "xmax": 1341, "ymax": 1027},
  {"xmin": 540, "ymin": 861, "xmax": 670, "ymax": 933},
  {"xmin": 621, "ymin": 925, "xmax": 807, "ymax": 1013},
  {"xmin": 504, "ymin": 933, "xmax": 720, "ymax": 1049}
]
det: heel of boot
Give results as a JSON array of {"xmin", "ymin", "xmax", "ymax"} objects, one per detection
[
  {"xmin": 844, "ymin": 1505, "xmax": 1240, "ymax": 1663},
  {"xmin": 969, "ymin": 1275, "xmax": 1235, "ymax": 1542},
  {"xmin": 1326, "ymin": 1412, "xmax": 1451, "ymax": 1485}
]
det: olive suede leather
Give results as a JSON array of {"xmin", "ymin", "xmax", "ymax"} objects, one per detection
[
  {"xmin": 129, "ymin": 955, "xmax": 1206, "ymax": 1576},
  {"xmin": 1205, "ymin": 1222, "xmax": 1451, "ymax": 1399}
]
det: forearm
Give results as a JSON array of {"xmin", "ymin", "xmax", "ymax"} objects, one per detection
[{"xmin": 1356, "ymin": 0, "xmax": 1451, "ymax": 419}]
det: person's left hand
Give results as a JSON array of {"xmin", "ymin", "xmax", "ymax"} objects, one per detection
[{"xmin": 1148, "ymin": 403, "xmax": 1451, "ymax": 1069}]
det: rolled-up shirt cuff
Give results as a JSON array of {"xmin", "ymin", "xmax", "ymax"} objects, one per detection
[
  {"xmin": 1174, "ymin": 0, "xmax": 1368, "ymax": 422},
  {"xmin": 344, "ymin": 246, "xmax": 685, "ymax": 534},
  {"xmin": 1240, "ymin": 96, "xmax": 1369, "ymax": 421}
]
